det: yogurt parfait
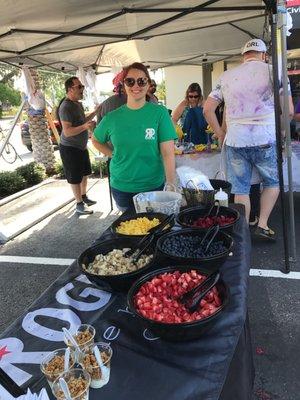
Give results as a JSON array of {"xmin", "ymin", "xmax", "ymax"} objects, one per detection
[{"xmin": 79, "ymin": 342, "xmax": 112, "ymax": 389}]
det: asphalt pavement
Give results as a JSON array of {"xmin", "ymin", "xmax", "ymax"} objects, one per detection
[{"xmin": 0, "ymin": 175, "xmax": 299, "ymax": 399}]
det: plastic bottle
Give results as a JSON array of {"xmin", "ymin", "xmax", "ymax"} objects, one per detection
[{"xmin": 214, "ymin": 188, "xmax": 228, "ymax": 207}]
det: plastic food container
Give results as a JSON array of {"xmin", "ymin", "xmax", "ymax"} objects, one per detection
[
  {"xmin": 78, "ymin": 342, "xmax": 112, "ymax": 389},
  {"xmin": 110, "ymin": 211, "xmax": 173, "ymax": 239},
  {"xmin": 40, "ymin": 348, "xmax": 76, "ymax": 389},
  {"xmin": 52, "ymin": 368, "xmax": 90, "ymax": 400},
  {"xmin": 63, "ymin": 324, "xmax": 96, "ymax": 353},
  {"xmin": 156, "ymin": 228, "xmax": 233, "ymax": 272},
  {"xmin": 78, "ymin": 237, "xmax": 157, "ymax": 292},
  {"xmin": 176, "ymin": 205, "xmax": 239, "ymax": 233},
  {"xmin": 127, "ymin": 265, "xmax": 229, "ymax": 341}
]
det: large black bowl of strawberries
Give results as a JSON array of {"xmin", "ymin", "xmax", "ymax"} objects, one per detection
[
  {"xmin": 176, "ymin": 205, "xmax": 239, "ymax": 233},
  {"xmin": 127, "ymin": 265, "xmax": 229, "ymax": 341},
  {"xmin": 156, "ymin": 228, "xmax": 233, "ymax": 271}
]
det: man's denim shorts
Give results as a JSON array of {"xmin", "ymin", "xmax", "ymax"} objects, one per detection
[{"xmin": 226, "ymin": 143, "xmax": 279, "ymax": 195}]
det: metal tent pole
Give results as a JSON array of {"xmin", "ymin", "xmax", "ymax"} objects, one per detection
[
  {"xmin": 278, "ymin": 6, "xmax": 297, "ymax": 262},
  {"xmin": 269, "ymin": 9, "xmax": 290, "ymax": 273}
]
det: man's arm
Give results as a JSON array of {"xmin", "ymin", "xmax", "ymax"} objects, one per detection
[
  {"xmin": 160, "ymin": 140, "xmax": 176, "ymax": 185},
  {"xmin": 203, "ymin": 97, "xmax": 225, "ymax": 144},
  {"xmin": 61, "ymin": 120, "xmax": 95, "ymax": 137},
  {"xmin": 85, "ymin": 104, "xmax": 101, "ymax": 121}
]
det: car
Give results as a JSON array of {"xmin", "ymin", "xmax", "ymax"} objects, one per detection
[{"xmin": 20, "ymin": 119, "xmax": 62, "ymax": 152}]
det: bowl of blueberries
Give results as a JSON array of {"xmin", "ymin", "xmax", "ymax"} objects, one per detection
[{"xmin": 156, "ymin": 227, "xmax": 233, "ymax": 271}]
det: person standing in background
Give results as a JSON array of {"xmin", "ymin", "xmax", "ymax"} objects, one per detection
[
  {"xmin": 204, "ymin": 39, "xmax": 294, "ymax": 241},
  {"xmin": 147, "ymin": 79, "xmax": 159, "ymax": 103},
  {"xmin": 58, "ymin": 77, "xmax": 99, "ymax": 215},
  {"xmin": 97, "ymin": 71, "xmax": 127, "ymax": 123}
]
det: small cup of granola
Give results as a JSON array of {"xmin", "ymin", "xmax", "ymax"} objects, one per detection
[
  {"xmin": 40, "ymin": 348, "xmax": 76, "ymax": 389},
  {"xmin": 52, "ymin": 368, "xmax": 91, "ymax": 400},
  {"xmin": 78, "ymin": 342, "xmax": 113, "ymax": 389},
  {"xmin": 64, "ymin": 324, "xmax": 96, "ymax": 353}
]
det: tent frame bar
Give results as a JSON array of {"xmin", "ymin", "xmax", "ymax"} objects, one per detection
[
  {"xmin": 123, "ymin": 6, "xmax": 266, "ymax": 12},
  {"xmin": 267, "ymin": 3, "xmax": 290, "ymax": 273},
  {"xmin": 8, "ymin": 28, "xmax": 127, "ymax": 39}
]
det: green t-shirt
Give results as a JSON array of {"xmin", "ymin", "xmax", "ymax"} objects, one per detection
[{"xmin": 94, "ymin": 102, "xmax": 177, "ymax": 192}]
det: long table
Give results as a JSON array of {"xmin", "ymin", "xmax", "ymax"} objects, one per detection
[
  {"xmin": 176, "ymin": 141, "xmax": 300, "ymax": 191},
  {"xmin": 0, "ymin": 212, "xmax": 254, "ymax": 400}
]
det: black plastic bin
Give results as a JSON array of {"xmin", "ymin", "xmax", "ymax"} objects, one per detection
[
  {"xmin": 183, "ymin": 179, "xmax": 232, "ymax": 207},
  {"xmin": 127, "ymin": 265, "xmax": 229, "ymax": 341},
  {"xmin": 78, "ymin": 237, "xmax": 157, "ymax": 292}
]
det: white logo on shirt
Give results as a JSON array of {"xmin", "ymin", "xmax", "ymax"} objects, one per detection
[{"xmin": 145, "ymin": 128, "xmax": 155, "ymax": 140}]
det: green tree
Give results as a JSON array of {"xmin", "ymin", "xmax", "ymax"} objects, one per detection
[
  {"xmin": 38, "ymin": 70, "xmax": 72, "ymax": 106},
  {"xmin": 0, "ymin": 63, "xmax": 20, "ymax": 85},
  {"xmin": 0, "ymin": 83, "xmax": 21, "ymax": 106},
  {"xmin": 0, "ymin": 64, "xmax": 22, "ymax": 116},
  {"xmin": 156, "ymin": 80, "xmax": 166, "ymax": 102}
]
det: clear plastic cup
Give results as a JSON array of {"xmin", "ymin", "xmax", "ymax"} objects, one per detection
[
  {"xmin": 52, "ymin": 368, "xmax": 91, "ymax": 400},
  {"xmin": 78, "ymin": 342, "xmax": 112, "ymax": 389},
  {"xmin": 40, "ymin": 348, "xmax": 76, "ymax": 389},
  {"xmin": 64, "ymin": 324, "xmax": 96, "ymax": 353}
]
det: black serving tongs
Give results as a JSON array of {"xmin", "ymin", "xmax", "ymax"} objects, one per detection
[
  {"xmin": 204, "ymin": 201, "xmax": 220, "ymax": 219},
  {"xmin": 178, "ymin": 271, "xmax": 220, "ymax": 313},
  {"xmin": 124, "ymin": 214, "xmax": 175, "ymax": 262},
  {"xmin": 199, "ymin": 224, "xmax": 220, "ymax": 254},
  {"xmin": 187, "ymin": 202, "xmax": 220, "ymax": 226}
]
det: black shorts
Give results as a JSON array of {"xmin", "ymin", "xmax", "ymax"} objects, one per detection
[{"xmin": 59, "ymin": 144, "xmax": 92, "ymax": 184}]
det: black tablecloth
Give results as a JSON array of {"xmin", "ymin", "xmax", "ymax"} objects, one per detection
[{"xmin": 0, "ymin": 212, "xmax": 254, "ymax": 400}]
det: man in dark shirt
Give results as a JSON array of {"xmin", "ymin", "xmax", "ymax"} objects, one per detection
[{"xmin": 59, "ymin": 77, "xmax": 99, "ymax": 215}]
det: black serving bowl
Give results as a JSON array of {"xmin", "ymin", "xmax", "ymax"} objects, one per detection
[
  {"xmin": 156, "ymin": 228, "xmax": 233, "ymax": 272},
  {"xmin": 110, "ymin": 211, "xmax": 174, "ymax": 239},
  {"xmin": 127, "ymin": 265, "xmax": 229, "ymax": 341},
  {"xmin": 78, "ymin": 237, "xmax": 157, "ymax": 292},
  {"xmin": 176, "ymin": 205, "xmax": 240, "ymax": 233}
]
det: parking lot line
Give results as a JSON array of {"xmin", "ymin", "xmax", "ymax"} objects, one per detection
[
  {"xmin": 0, "ymin": 255, "xmax": 74, "ymax": 266},
  {"xmin": 0, "ymin": 255, "xmax": 300, "ymax": 279},
  {"xmin": 250, "ymin": 268, "xmax": 300, "ymax": 279}
]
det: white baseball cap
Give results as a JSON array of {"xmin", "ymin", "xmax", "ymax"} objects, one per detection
[{"xmin": 241, "ymin": 39, "xmax": 267, "ymax": 55}]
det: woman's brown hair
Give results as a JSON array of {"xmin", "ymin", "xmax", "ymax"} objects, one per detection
[
  {"xmin": 122, "ymin": 62, "xmax": 151, "ymax": 82},
  {"xmin": 185, "ymin": 82, "xmax": 203, "ymax": 102}
]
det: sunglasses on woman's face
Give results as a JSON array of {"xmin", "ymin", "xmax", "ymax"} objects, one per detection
[
  {"xmin": 188, "ymin": 94, "xmax": 200, "ymax": 99},
  {"xmin": 124, "ymin": 77, "xmax": 149, "ymax": 87}
]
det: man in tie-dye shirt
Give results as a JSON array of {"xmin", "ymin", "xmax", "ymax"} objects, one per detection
[{"xmin": 204, "ymin": 39, "xmax": 293, "ymax": 241}]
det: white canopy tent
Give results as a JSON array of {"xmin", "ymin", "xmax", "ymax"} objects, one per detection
[
  {"xmin": 0, "ymin": 0, "xmax": 267, "ymax": 72},
  {"xmin": 0, "ymin": 0, "xmax": 295, "ymax": 272}
]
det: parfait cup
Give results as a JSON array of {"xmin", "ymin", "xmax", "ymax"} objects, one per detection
[
  {"xmin": 64, "ymin": 324, "xmax": 96, "ymax": 354},
  {"xmin": 78, "ymin": 342, "xmax": 113, "ymax": 389},
  {"xmin": 52, "ymin": 368, "xmax": 91, "ymax": 400},
  {"xmin": 40, "ymin": 348, "xmax": 76, "ymax": 390}
]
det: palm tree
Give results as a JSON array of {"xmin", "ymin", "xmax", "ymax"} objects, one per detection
[{"xmin": 27, "ymin": 69, "xmax": 55, "ymax": 173}]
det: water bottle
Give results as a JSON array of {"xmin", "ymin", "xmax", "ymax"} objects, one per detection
[{"xmin": 214, "ymin": 188, "xmax": 228, "ymax": 207}]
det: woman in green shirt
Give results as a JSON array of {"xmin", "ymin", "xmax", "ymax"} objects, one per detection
[{"xmin": 92, "ymin": 62, "xmax": 177, "ymax": 211}]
